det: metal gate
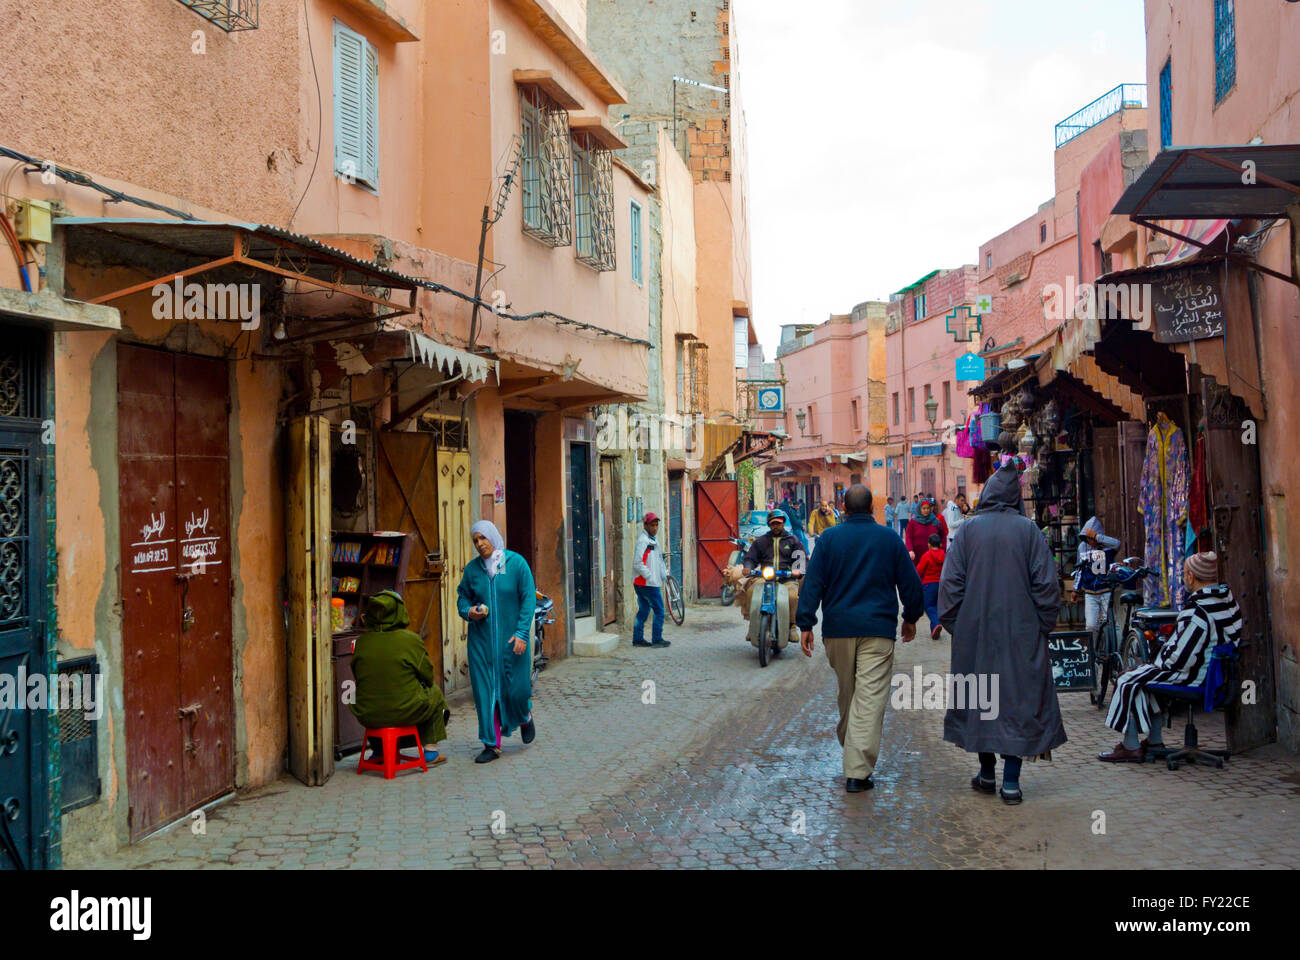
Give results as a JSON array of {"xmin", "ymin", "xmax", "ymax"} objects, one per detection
[
  {"xmin": 376, "ymin": 432, "xmax": 444, "ymax": 681},
  {"xmin": 1203, "ymin": 382, "xmax": 1275, "ymax": 751},
  {"xmin": 437, "ymin": 446, "xmax": 471, "ymax": 689},
  {"xmin": 695, "ymin": 479, "xmax": 738, "ymax": 598},
  {"xmin": 569, "ymin": 443, "xmax": 593, "ymax": 617},
  {"xmin": 119, "ymin": 345, "xmax": 234, "ymax": 841},
  {"xmin": 0, "ymin": 326, "xmax": 49, "ymax": 869}
]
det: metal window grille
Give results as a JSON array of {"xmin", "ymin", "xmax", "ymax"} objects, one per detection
[
  {"xmin": 0, "ymin": 328, "xmax": 43, "ymax": 420},
  {"xmin": 417, "ymin": 414, "xmax": 469, "ymax": 451},
  {"xmin": 572, "ymin": 132, "xmax": 616, "ymax": 271},
  {"xmin": 58, "ymin": 656, "xmax": 101, "ymax": 812},
  {"xmin": 1214, "ymin": 0, "xmax": 1236, "ymax": 104},
  {"xmin": 175, "ymin": 0, "xmax": 258, "ymax": 32},
  {"xmin": 520, "ymin": 87, "xmax": 573, "ymax": 247},
  {"xmin": 1159, "ymin": 58, "xmax": 1173, "ymax": 150},
  {"xmin": 685, "ymin": 341, "xmax": 709, "ymax": 415}
]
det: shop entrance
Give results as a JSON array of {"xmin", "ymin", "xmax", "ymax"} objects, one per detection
[
  {"xmin": 0, "ymin": 326, "xmax": 50, "ymax": 869},
  {"xmin": 599, "ymin": 457, "xmax": 619, "ymax": 626},
  {"xmin": 667, "ymin": 472, "xmax": 684, "ymax": 583},
  {"xmin": 376, "ymin": 432, "xmax": 443, "ymax": 679},
  {"xmin": 503, "ymin": 412, "xmax": 536, "ymax": 570},
  {"xmin": 569, "ymin": 442, "xmax": 593, "ymax": 617},
  {"xmin": 118, "ymin": 344, "xmax": 234, "ymax": 841}
]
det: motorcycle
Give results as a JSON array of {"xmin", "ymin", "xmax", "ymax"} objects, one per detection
[
  {"xmin": 720, "ymin": 536, "xmax": 750, "ymax": 607},
  {"xmin": 532, "ymin": 590, "xmax": 554, "ymax": 684},
  {"xmin": 752, "ymin": 565, "xmax": 800, "ymax": 667}
]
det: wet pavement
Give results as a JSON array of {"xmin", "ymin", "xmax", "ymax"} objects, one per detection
[{"xmin": 70, "ymin": 604, "xmax": 1300, "ymax": 870}]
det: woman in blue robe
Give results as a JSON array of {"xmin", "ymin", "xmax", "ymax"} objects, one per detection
[{"xmin": 457, "ymin": 520, "xmax": 537, "ymax": 763}]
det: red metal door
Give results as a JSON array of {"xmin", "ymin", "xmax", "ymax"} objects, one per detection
[
  {"xmin": 119, "ymin": 345, "xmax": 234, "ymax": 840},
  {"xmin": 695, "ymin": 480, "xmax": 738, "ymax": 598}
]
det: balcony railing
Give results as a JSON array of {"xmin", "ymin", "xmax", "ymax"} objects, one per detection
[
  {"xmin": 1054, "ymin": 83, "xmax": 1147, "ymax": 148},
  {"xmin": 176, "ymin": 1, "xmax": 259, "ymax": 33}
]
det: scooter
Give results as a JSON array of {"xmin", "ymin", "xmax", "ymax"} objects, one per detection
[
  {"xmin": 752, "ymin": 565, "xmax": 800, "ymax": 667},
  {"xmin": 532, "ymin": 590, "xmax": 554, "ymax": 684}
]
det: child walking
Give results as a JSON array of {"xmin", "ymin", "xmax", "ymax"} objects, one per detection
[{"xmin": 916, "ymin": 533, "xmax": 946, "ymax": 640}]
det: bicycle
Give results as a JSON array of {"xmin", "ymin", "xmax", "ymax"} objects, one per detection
[
  {"xmin": 1088, "ymin": 558, "xmax": 1157, "ymax": 710},
  {"xmin": 664, "ymin": 574, "xmax": 685, "ymax": 626}
]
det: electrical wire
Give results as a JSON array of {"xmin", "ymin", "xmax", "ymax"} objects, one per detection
[
  {"xmin": 288, "ymin": 1, "xmax": 323, "ymax": 231},
  {"xmin": 0, "ymin": 146, "xmax": 196, "ymax": 220}
]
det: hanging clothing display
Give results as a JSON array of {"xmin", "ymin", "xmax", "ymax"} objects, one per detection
[{"xmin": 1138, "ymin": 415, "xmax": 1191, "ymax": 609}]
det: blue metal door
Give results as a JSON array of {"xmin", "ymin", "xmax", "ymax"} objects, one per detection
[
  {"xmin": 0, "ymin": 328, "xmax": 49, "ymax": 870},
  {"xmin": 569, "ymin": 442, "xmax": 592, "ymax": 617},
  {"xmin": 668, "ymin": 473, "xmax": 683, "ymax": 582}
]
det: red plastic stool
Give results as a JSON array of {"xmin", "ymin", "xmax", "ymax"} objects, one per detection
[{"xmin": 356, "ymin": 726, "xmax": 428, "ymax": 779}]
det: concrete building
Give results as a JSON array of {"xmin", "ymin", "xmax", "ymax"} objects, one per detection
[
  {"xmin": 884, "ymin": 267, "xmax": 981, "ymax": 504},
  {"xmin": 0, "ymin": 0, "xmax": 653, "ymax": 864},
  {"xmin": 772, "ymin": 303, "xmax": 888, "ymax": 518}
]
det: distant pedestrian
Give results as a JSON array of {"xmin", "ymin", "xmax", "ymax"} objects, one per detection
[
  {"xmin": 632, "ymin": 512, "xmax": 671, "ymax": 649},
  {"xmin": 796, "ymin": 485, "xmax": 924, "ymax": 794},
  {"xmin": 457, "ymin": 520, "xmax": 537, "ymax": 764},
  {"xmin": 938, "ymin": 464, "xmax": 1067, "ymax": 804},
  {"xmin": 884, "ymin": 496, "xmax": 898, "ymax": 534},
  {"xmin": 898, "ymin": 494, "xmax": 912, "ymax": 537},
  {"xmin": 943, "ymin": 493, "xmax": 971, "ymax": 547},
  {"xmin": 916, "ymin": 533, "xmax": 946, "ymax": 640},
  {"xmin": 808, "ymin": 499, "xmax": 837, "ymax": 554}
]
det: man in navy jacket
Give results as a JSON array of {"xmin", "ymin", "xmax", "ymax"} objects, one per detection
[{"xmin": 796, "ymin": 484, "xmax": 924, "ymax": 793}]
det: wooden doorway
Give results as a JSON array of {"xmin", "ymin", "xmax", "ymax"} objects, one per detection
[
  {"xmin": 503, "ymin": 411, "xmax": 536, "ymax": 570},
  {"xmin": 599, "ymin": 457, "xmax": 619, "ymax": 626},
  {"xmin": 376, "ymin": 432, "xmax": 443, "ymax": 679},
  {"xmin": 118, "ymin": 345, "xmax": 234, "ymax": 840}
]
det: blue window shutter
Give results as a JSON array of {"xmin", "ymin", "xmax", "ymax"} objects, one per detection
[
  {"xmin": 1159, "ymin": 59, "xmax": 1173, "ymax": 151},
  {"xmin": 630, "ymin": 201, "xmax": 642, "ymax": 284},
  {"xmin": 333, "ymin": 22, "xmax": 365, "ymax": 184},
  {"xmin": 363, "ymin": 41, "xmax": 380, "ymax": 188}
]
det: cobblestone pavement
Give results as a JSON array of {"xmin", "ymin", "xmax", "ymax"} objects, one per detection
[{"xmin": 71, "ymin": 605, "xmax": 1300, "ymax": 870}]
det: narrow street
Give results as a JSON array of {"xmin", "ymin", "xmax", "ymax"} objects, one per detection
[{"xmin": 73, "ymin": 605, "xmax": 1300, "ymax": 871}]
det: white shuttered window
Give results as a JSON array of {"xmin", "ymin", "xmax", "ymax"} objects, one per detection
[{"xmin": 333, "ymin": 21, "xmax": 379, "ymax": 191}]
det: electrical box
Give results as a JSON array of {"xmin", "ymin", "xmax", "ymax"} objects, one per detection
[{"xmin": 11, "ymin": 198, "xmax": 52, "ymax": 244}]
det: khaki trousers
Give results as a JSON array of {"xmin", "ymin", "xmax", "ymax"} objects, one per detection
[{"xmin": 823, "ymin": 636, "xmax": 896, "ymax": 779}]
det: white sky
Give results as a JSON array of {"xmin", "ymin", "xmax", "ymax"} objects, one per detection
[{"xmin": 734, "ymin": 0, "xmax": 1148, "ymax": 354}]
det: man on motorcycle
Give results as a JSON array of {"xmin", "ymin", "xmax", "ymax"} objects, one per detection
[{"xmin": 729, "ymin": 509, "xmax": 804, "ymax": 645}]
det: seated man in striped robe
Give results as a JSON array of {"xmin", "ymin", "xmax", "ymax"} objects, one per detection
[{"xmin": 1099, "ymin": 551, "xmax": 1243, "ymax": 763}]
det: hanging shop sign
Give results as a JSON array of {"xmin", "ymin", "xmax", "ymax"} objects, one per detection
[
  {"xmin": 946, "ymin": 305, "xmax": 983, "ymax": 342},
  {"xmin": 955, "ymin": 352, "xmax": 987, "ymax": 382},
  {"xmin": 1150, "ymin": 263, "xmax": 1226, "ymax": 344},
  {"xmin": 911, "ymin": 442, "xmax": 945, "ymax": 457},
  {"xmin": 756, "ymin": 385, "xmax": 785, "ymax": 413}
]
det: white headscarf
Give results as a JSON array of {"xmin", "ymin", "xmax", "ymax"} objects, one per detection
[{"xmin": 471, "ymin": 520, "xmax": 506, "ymax": 578}]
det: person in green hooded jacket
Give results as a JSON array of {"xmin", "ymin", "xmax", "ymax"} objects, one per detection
[
  {"xmin": 350, "ymin": 589, "xmax": 449, "ymax": 766},
  {"xmin": 458, "ymin": 520, "xmax": 537, "ymax": 764}
]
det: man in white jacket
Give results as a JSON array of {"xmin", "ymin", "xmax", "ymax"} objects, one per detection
[{"xmin": 632, "ymin": 513, "xmax": 671, "ymax": 648}]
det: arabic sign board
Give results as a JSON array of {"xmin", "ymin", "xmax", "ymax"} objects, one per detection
[
  {"xmin": 1151, "ymin": 263, "xmax": 1226, "ymax": 344},
  {"xmin": 1048, "ymin": 630, "xmax": 1095, "ymax": 692},
  {"xmin": 955, "ymin": 352, "xmax": 987, "ymax": 382}
]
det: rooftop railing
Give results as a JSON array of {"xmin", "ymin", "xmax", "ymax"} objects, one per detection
[{"xmin": 1054, "ymin": 83, "xmax": 1147, "ymax": 148}]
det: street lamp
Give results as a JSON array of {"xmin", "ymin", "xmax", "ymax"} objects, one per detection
[
  {"xmin": 924, "ymin": 396, "xmax": 939, "ymax": 436},
  {"xmin": 795, "ymin": 409, "xmax": 807, "ymax": 435}
]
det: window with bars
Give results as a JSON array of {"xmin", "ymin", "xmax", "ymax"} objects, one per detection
[
  {"xmin": 1214, "ymin": 0, "xmax": 1236, "ymax": 104},
  {"xmin": 521, "ymin": 86, "xmax": 573, "ymax": 246},
  {"xmin": 683, "ymin": 340, "xmax": 709, "ymax": 415},
  {"xmin": 1159, "ymin": 58, "xmax": 1173, "ymax": 150},
  {"xmin": 333, "ymin": 21, "xmax": 380, "ymax": 191},
  {"xmin": 572, "ymin": 131, "xmax": 616, "ymax": 271},
  {"xmin": 943, "ymin": 381, "xmax": 952, "ymax": 420}
]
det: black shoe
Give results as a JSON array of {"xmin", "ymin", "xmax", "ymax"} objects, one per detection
[
  {"xmin": 999, "ymin": 785, "xmax": 1023, "ymax": 805},
  {"xmin": 631, "ymin": 640, "xmax": 652, "ymax": 647},
  {"xmin": 651, "ymin": 639, "xmax": 672, "ymax": 648},
  {"xmin": 971, "ymin": 774, "xmax": 996, "ymax": 794},
  {"xmin": 845, "ymin": 777, "xmax": 874, "ymax": 793},
  {"xmin": 474, "ymin": 747, "xmax": 500, "ymax": 764},
  {"xmin": 521, "ymin": 717, "xmax": 536, "ymax": 744}
]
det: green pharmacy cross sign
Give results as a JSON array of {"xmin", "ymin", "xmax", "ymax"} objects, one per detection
[{"xmin": 946, "ymin": 305, "xmax": 984, "ymax": 343}]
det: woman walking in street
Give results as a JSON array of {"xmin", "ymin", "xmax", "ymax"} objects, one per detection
[
  {"xmin": 457, "ymin": 520, "xmax": 537, "ymax": 763},
  {"xmin": 938, "ymin": 460, "xmax": 1067, "ymax": 804},
  {"xmin": 904, "ymin": 496, "xmax": 948, "ymax": 565}
]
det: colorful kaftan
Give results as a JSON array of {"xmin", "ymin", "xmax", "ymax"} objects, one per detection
[{"xmin": 1138, "ymin": 419, "xmax": 1190, "ymax": 609}]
